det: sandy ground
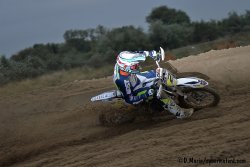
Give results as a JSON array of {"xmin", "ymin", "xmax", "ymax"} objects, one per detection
[{"xmin": 0, "ymin": 46, "xmax": 250, "ymax": 167}]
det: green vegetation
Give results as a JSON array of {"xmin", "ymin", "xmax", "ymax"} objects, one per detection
[{"xmin": 1, "ymin": 6, "xmax": 250, "ymax": 86}]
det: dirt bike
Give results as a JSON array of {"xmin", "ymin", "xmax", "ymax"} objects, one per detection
[{"xmin": 91, "ymin": 47, "xmax": 220, "ymax": 125}]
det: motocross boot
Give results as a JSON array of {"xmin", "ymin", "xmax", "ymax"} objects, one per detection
[
  {"xmin": 161, "ymin": 98, "xmax": 194, "ymax": 119},
  {"xmin": 176, "ymin": 108, "xmax": 194, "ymax": 119}
]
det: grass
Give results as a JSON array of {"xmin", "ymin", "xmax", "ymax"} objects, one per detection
[
  {"xmin": 0, "ymin": 66, "xmax": 114, "ymax": 96},
  {"xmin": 170, "ymin": 31, "xmax": 250, "ymax": 58}
]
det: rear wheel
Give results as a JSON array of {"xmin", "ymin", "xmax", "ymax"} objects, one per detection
[{"xmin": 179, "ymin": 87, "xmax": 220, "ymax": 110}]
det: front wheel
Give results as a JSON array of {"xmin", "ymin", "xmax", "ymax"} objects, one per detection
[{"xmin": 179, "ymin": 87, "xmax": 220, "ymax": 110}]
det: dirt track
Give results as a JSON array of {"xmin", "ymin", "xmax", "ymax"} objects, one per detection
[{"xmin": 0, "ymin": 46, "xmax": 250, "ymax": 167}]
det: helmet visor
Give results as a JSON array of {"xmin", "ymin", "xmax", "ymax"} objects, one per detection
[{"xmin": 130, "ymin": 64, "xmax": 139, "ymax": 70}]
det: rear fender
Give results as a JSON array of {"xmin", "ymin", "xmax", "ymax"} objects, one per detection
[{"xmin": 91, "ymin": 90, "xmax": 122, "ymax": 102}]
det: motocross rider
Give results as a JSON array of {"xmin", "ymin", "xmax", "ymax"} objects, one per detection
[{"xmin": 113, "ymin": 49, "xmax": 193, "ymax": 119}]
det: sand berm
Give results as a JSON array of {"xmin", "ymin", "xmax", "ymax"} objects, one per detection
[{"xmin": 0, "ymin": 46, "xmax": 250, "ymax": 167}]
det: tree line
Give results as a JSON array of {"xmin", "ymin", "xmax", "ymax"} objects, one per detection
[{"xmin": 1, "ymin": 6, "xmax": 250, "ymax": 85}]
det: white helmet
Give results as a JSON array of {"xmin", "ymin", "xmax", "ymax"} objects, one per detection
[{"xmin": 116, "ymin": 51, "xmax": 146, "ymax": 74}]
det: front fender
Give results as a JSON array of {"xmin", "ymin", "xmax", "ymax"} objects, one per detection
[{"xmin": 177, "ymin": 77, "xmax": 208, "ymax": 88}]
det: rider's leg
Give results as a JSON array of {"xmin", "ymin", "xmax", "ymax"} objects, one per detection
[
  {"xmin": 160, "ymin": 95, "xmax": 193, "ymax": 119},
  {"xmin": 159, "ymin": 69, "xmax": 193, "ymax": 118},
  {"xmin": 138, "ymin": 69, "xmax": 193, "ymax": 118}
]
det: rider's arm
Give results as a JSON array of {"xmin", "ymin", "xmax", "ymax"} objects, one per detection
[
  {"xmin": 134, "ymin": 50, "xmax": 160, "ymax": 61},
  {"xmin": 143, "ymin": 50, "xmax": 159, "ymax": 61},
  {"xmin": 115, "ymin": 79, "xmax": 151, "ymax": 105}
]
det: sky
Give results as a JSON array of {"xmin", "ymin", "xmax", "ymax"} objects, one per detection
[{"xmin": 1, "ymin": 0, "xmax": 250, "ymax": 57}]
